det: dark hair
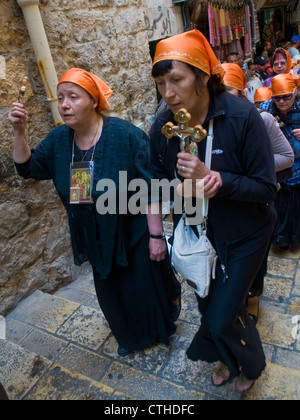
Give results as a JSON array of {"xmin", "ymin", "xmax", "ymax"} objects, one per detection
[
  {"xmin": 226, "ymin": 52, "xmax": 239, "ymax": 60},
  {"xmin": 152, "ymin": 60, "xmax": 225, "ymax": 96}
]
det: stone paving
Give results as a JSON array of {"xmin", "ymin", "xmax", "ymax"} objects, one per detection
[{"xmin": 0, "ymin": 245, "xmax": 300, "ymax": 400}]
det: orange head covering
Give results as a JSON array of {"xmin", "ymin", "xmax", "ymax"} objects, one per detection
[
  {"xmin": 222, "ymin": 63, "xmax": 247, "ymax": 93},
  {"xmin": 272, "ymin": 48, "xmax": 292, "ymax": 73},
  {"xmin": 58, "ymin": 68, "xmax": 113, "ymax": 112},
  {"xmin": 254, "ymin": 86, "xmax": 272, "ymax": 103},
  {"xmin": 271, "ymin": 73, "xmax": 300, "ymax": 96},
  {"xmin": 153, "ymin": 29, "xmax": 225, "ymax": 82}
]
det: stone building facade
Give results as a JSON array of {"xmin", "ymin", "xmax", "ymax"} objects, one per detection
[{"xmin": 0, "ymin": 0, "xmax": 186, "ymax": 314}]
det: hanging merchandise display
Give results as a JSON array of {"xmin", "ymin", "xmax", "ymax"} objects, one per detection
[{"xmin": 191, "ymin": 1, "xmax": 260, "ymax": 61}]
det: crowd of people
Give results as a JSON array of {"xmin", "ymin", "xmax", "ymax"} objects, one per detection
[
  {"xmin": 223, "ymin": 36, "xmax": 300, "ymax": 256},
  {"xmin": 5, "ymin": 29, "xmax": 300, "ymax": 399}
]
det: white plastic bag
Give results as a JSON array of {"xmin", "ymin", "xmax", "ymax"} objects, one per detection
[{"xmin": 171, "ymin": 213, "xmax": 217, "ymax": 298}]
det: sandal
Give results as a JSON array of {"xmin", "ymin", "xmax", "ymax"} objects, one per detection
[{"xmin": 211, "ymin": 363, "xmax": 231, "ymax": 387}]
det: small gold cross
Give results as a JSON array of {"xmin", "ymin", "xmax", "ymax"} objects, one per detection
[{"xmin": 161, "ymin": 108, "xmax": 207, "ymax": 155}]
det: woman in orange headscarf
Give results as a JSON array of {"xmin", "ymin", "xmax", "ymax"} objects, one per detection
[
  {"xmin": 150, "ymin": 30, "xmax": 278, "ymax": 394},
  {"xmin": 9, "ymin": 68, "xmax": 181, "ymax": 357},
  {"xmin": 264, "ymin": 47, "xmax": 292, "ymax": 87},
  {"xmin": 254, "ymin": 86, "xmax": 272, "ymax": 106},
  {"xmin": 222, "ymin": 62, "xmax": 247, "ymax": 97},
  {"xmin": 261, "ymin": 73, "xmax": 300, "ymax": 251}
]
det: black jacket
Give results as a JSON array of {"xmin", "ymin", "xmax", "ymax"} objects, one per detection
[{"xmin": 150, "ymin": 92, "xmax": 277, "ymax": 267}]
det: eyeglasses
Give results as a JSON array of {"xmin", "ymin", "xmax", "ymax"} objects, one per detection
[{"xmin": 272, "ymin": 93, "xmax": 294, "ymax": 102}]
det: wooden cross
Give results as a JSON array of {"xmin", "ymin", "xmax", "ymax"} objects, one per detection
[{"xmin": 161, "ymin": 108, "xmax": 207, "ymax": 156}]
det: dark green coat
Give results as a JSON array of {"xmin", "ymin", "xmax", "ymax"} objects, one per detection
[{"xmin": 15, "ymin": 116, "xmax": 152, "ymax": 279}]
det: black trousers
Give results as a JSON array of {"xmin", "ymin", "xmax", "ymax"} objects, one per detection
[{"xmin": 187, "ymin": 222, "xmax": 273, "ymax": 380}]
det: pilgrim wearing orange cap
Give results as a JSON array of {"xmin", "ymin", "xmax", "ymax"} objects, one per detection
[
  {"xmin": 261, "ymin": 72, "xmax": 300, "ymax": 251},
  {"xmin": 271, "ymin": 72, "xmax": 300, "ymax": 96},
  {"xmin": 254, "ymin": 86, "xmax": 272, "ymax": 103},
  {"xmin": 151, "ymin": 29, "xmax": 277, "ymax": 393},
  {"xmin": 9, "ymin": 68, "xmax": 181, "ymax": 357},
  {"xmin": 222, "ymin": 62, "xmax": 247, "ymax": 95}
]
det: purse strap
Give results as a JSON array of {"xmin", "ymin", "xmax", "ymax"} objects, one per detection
[{"xmin": 202, "ymin": 119, "xmax": 214, "ymax": 226}]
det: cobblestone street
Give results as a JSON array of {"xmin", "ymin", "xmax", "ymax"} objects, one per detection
[{"xmin": 0, "ymin": 245, "xmax": 299, "ymax": 400}]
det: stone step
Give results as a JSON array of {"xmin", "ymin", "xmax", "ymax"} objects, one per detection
[
  {"xmin": 2, "ymin": 283, "xmax": 206, "ymax": 400},
  {"xmin": 0, "ymin": 339, "xmax": 115, "ymax": 400},
  {"xmin": 2, "ymin": 267, "xmax": 300, "ymax": 400}
]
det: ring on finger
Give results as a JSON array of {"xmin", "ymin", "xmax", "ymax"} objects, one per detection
[{"xmin": 180, "ymin": 166, "xmax": 186, "ymax": 172}]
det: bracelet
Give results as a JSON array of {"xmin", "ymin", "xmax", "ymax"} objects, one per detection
[{"xmin": 150, "ymin": 233, "xmax": 165, "ymax": 240}]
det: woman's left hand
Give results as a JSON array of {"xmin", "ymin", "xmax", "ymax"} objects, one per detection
[
  {"xmin": 203, "ymin": 174, "xmax": 222, "ymax": 198},
  {"xmin": 149, "ymin": 238, "xmax": 167, "ymax": 262},
  {"xmin": 177, "ymin": 152, "xmax": 222, "ymax": 198},
  {"xmin": 293, "ymin": 128, "xmax": 300, "ymax": 142}
]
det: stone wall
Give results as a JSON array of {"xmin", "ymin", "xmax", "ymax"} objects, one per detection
[{"xmin": 0, "ymin": 0, "xmax": 184, "ymax": 315}]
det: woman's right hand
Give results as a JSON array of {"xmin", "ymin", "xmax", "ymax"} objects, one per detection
[{"xmin": 8, "ymin": 102, "xmax": 28, "ymax": 131}]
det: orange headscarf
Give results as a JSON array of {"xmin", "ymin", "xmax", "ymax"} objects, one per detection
[
  {"xmin": 58, "ymin": 68, "xmax": 113, "ymax": 112},
  {"xmin": 254, "ymin": 86, "xmax": 272, "ymax": 103},
  {"xmin": 153, "ymin": 29, "xmax": 225, "ymax": 82},
  {"xmin": 222, "ymin": 63, "xmax": 247, "ymax": 94},
  {"xmin": 272, "ymin": 48, "xmax": 292, "ymax": 74},
  {"xmin": 271, "ymin": 73, "xmax": 300, "ymax": 96}
]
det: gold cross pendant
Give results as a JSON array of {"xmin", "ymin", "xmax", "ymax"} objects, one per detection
[{"xmin": 161, "ymin": 108, "xmax": 207, "ymax": 155}]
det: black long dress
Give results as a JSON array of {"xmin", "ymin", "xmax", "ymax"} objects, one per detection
[
  {"xmin": 93, "ymin": 230, "xmax": 179, "ymax": 351},
  {"xmin": 15, "ymin": 116, "xmax": 180, "ymax": 353}
]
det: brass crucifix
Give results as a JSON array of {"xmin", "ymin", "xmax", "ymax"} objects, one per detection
[{"xmin": 161, "ymin": 108, "xmax": 207, "ymax": 156}]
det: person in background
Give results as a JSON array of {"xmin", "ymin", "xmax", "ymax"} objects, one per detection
[
  {"xmin": 226, "ymin": 52, "xmax": 244, "ymax": 69},
  {"xmin": 291, "ymin": 54, "xmax": 300, "ymax": 76},
  {"xmin": 265, "ymin": 47, "xmax": 276, "ymax": 75},
  {"xmin": 288, "ymin": 36, "xmax": 300, "ymax": 59},
  {"xmin": 261, "ymin": 41, "xmax": 272, "ymax": 61},
  {"xmin": 222, "ymin": 71, "xmax": 293, "ymax": 188},
  {"xmin": 254, "ymin": 86, "xmax": 272, "ymax": 107},
  {"xmin": 222, "ymin": 63, "xmax": 294, "ymax": 322},
  {"xmin": 261, "ymin": 73, "xmax": 300, "ymax": 251},
  {"xmin": 246, "ymin": 61, "xmax": 263, "ymax": 103},
  {"xmin": 264, "ymin": 48, "xmax": 292, "ymax": 87},
  {"xmin": 8, "ymin": 68, "xmax": 181, "ymax": 358},
  {"xmin": 254, "ymin": 56, "xmax": 268, "ymax": 82},
  {"xmin": 222, "ymin": 63, "xmax": 247, "ymax": 98},
  {"xmin": 151, "ymin": 29, "xmax": 277, "ymax": 395}
]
